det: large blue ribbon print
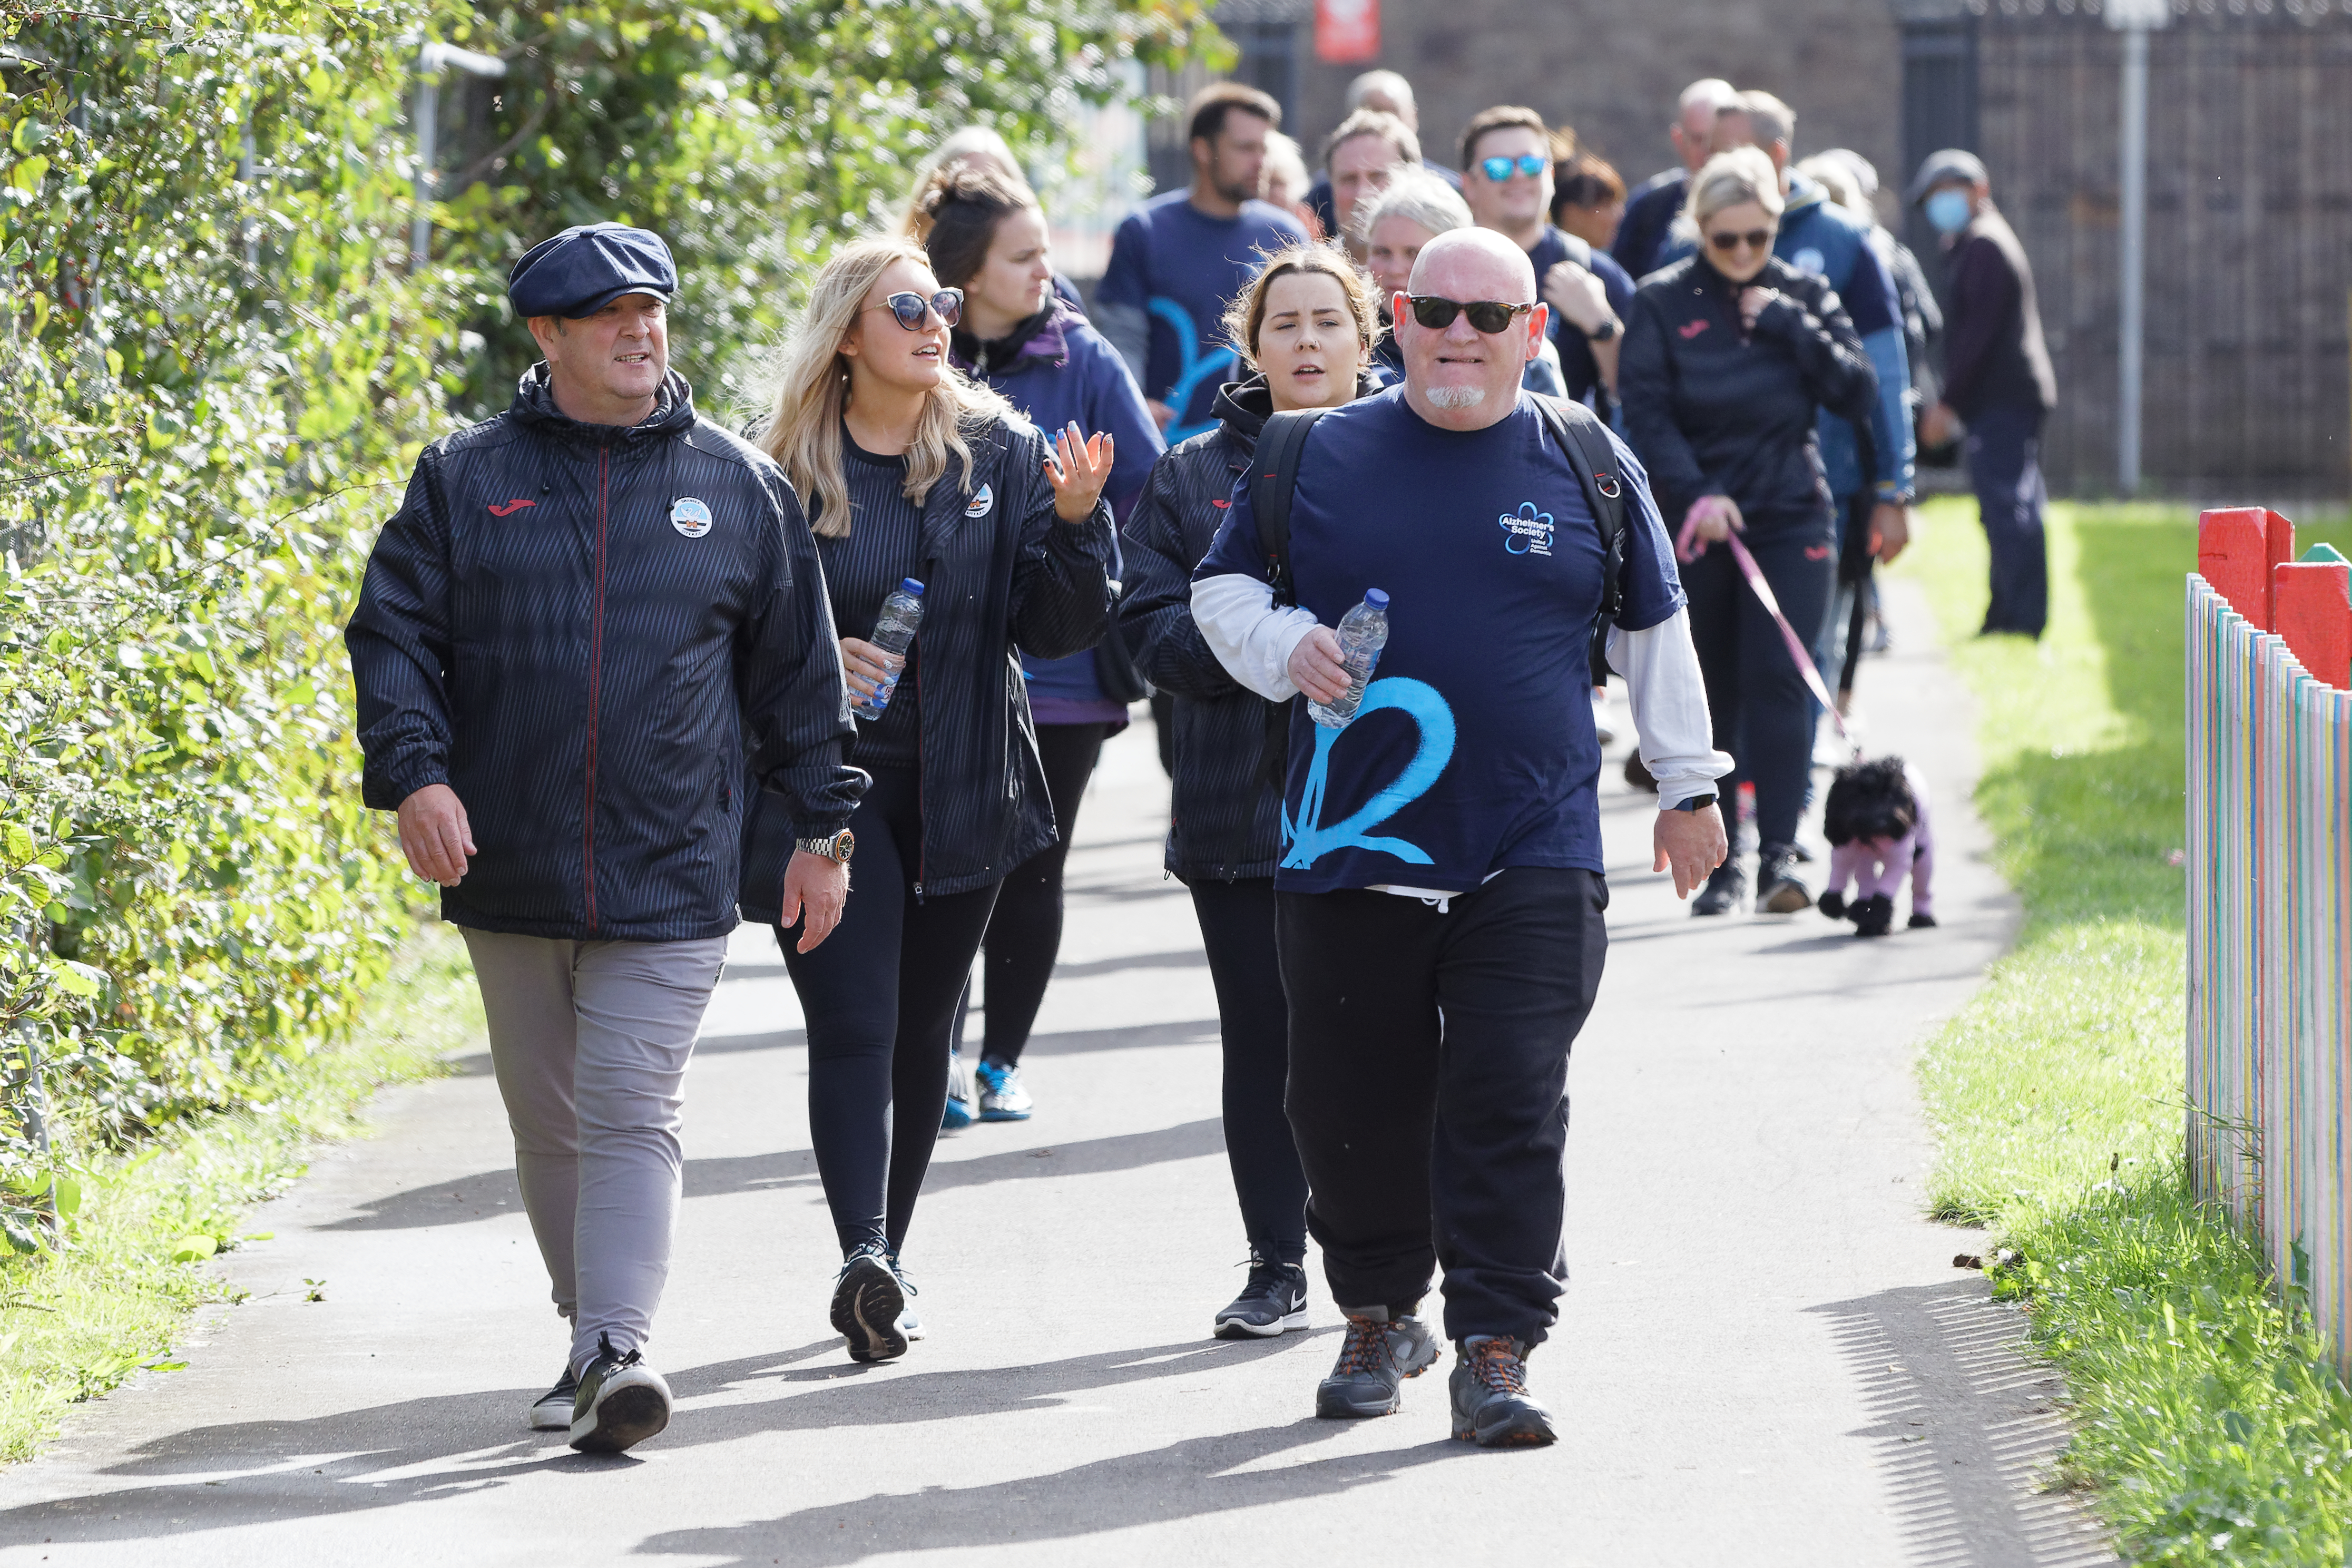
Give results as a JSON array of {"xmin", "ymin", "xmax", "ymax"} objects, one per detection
[
  {"xmin": 1280, "ymin": 678, "xmax": 1456, "ymax": 870},
  {"xmin": 1148, "ymin": 297, "xmax": 1238, "ymax": 444}
]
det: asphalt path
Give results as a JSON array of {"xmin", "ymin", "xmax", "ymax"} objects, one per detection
[{"xmin": 0, "ymin": 581, "xmax": 2116, "ymax": 1565}]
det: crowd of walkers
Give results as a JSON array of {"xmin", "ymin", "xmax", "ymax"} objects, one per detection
[{"xmin": 345, "ymin": 62, "xmax": 2054, "ymax": 1458}]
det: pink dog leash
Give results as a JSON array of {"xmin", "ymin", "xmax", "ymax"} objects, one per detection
[{"xmin": 1674, "ymin": 515, "xmax": 1852, "ymax": 744}]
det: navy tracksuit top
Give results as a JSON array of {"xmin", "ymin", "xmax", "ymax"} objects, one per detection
[{"xmin": 347, "ymin": 366, "xmax": 863, "ymax": 943}]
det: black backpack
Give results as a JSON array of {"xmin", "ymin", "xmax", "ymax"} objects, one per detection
[{"xmin": 1245, "ymin": 395, "xmax": 1633, "ymax": 780}]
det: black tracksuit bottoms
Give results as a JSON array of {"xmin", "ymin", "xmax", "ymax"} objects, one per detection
[
  {"xmin": 966, "ymin": 720, "xmax": 1109, "ymax": 1065},
  {"xmin": 1189, "ymin": 877, "xmax": 1309, "ymax": 1265},
  {"xmin": 1277, "ymin": 867, "xmax": 1609, "ymax": 1346},
  {"xmin": 1683, "ymin": 532, "xmax": 1836, "ymax": 850},
  {"xmin": 779, "ymin": 765, "xmax": 998, "ymax": 1255}
]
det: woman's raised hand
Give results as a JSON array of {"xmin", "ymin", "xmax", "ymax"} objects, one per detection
[
  {"xmin": 1676, "ymin": 494, "xmax": 1745, "ymax": 563},
  {"xmin": 1045, "ymin": 421, "xmax": 1115, "ymax": 523}
]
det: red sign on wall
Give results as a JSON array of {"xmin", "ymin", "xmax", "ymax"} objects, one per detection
[{"xmin": 1316, "ymin": 0, "xmax": 1381, "ymax": 64}]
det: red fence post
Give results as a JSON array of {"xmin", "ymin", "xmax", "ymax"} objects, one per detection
[
  {"xmin": 2275, "ymin": 545, "xmax": 2352, "ymax": 691},
  {"xmin": 2200, "ymin": 507, "xmax": 2297, "ymax": 630}
]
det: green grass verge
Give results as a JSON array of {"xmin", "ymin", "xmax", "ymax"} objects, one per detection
[
  {"xmin": 0, "ymin": 923, "xmax": 478, "ymax": 1463},
  {"xmin": 1896, "ymin": 497, "xmax": 2352, "ymax": 1564}
]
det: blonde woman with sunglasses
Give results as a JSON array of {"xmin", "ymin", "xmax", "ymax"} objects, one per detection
[
  {"xmin": 742, "ymin": 237, "xmax": 1118, "ymax": 1363},
  {"xmin": 1618, "ymin": 146, "xmax": 1877, "ymax": 919}
]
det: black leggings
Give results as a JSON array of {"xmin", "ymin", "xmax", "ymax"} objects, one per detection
[
  {"xmin": 966, "ymin": 721, "xmax": 1107, "ymax": 1066},
  {"xmin": 779, "ymin": 766, "xmax": 998, "ymax": 1255},
  {"xmin": 1190, "ymin": 878, "xmax": 1308, "ymax": 1265},
  {"xmin": 1683, "ymin": 530, "xmax": 1836, "ymax": 849}
]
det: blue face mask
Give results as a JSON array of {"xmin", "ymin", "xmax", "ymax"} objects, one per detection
[{"xmin": 1924, "ymin": 189, "xmax": 1972, "ymax": 236}]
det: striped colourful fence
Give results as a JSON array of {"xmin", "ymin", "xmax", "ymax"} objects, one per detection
[{"xmin": 2184, "ymin": 506, "xmax": 2352, "ymax": 1370}]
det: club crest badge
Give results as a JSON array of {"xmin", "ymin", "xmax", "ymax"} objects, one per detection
[
  {"xmin": 670, "ymin": 497, "xmax": 713, "ymax": 538},
  {"xmin": 1499, "ymin": 501, "xmax": 1555, "ymax": 557},
  {"xmin": 964, "ymin": 484, "xmax": 994, "ymax": 519}
]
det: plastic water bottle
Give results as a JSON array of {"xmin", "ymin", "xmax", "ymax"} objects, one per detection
[
  {"xmin": 851, "ymin": 578, "xmax": 924, "ymax": 721},
  {"xmin": 1308, "ymin": 589, "xmax": 1389, "ymax": 729}
]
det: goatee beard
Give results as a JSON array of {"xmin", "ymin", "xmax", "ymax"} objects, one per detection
[{"xmin": 1424, "ymin": 384, "xmax": 1489, "ymax": 410}]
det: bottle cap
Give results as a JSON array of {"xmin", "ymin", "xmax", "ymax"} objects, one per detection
[
  {"xmin": 900, "ymin": 577, "xmax": 926, "ymax": 594},
  {"xmin": 1364, "ymin": 589, "xmax": 1389, "ymax": 608}
]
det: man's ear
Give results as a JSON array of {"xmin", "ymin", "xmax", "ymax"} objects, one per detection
[
  {"xmin": 526, "ymin": 316, "xmax": 562, "ymax": 363},
  {"xmin": 1525, "ymin": 303, "xmax": 1549, "ymax": 364}
]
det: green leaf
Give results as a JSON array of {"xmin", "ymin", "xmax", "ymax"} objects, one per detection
[
  {"xmin": 9, "ymin": 117, "xmax": 45, "ymax": 155},
  {"xmin": 7, "ymin": 154, "xmax": 50, "ymax": 193},
  {"xmin": 169, "ymin": 1234, "xmax": 218, "ymax": 1262},
  {"xmin": 48, "ymin": 961, "xmax": 105, "ymax": 998},
  {"xmin": 50, "ymin": 1177, "xmax": 82, "ymax": 1217}
]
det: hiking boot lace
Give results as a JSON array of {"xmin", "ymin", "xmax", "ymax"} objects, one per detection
[
  {"xmin": 1467, "ymin": 1338, "xmax": 1527, "ymax": 1394},
  {"xmin": 1332, "ymin": 1316, "xmax": 1391, "ymax": 1377}
]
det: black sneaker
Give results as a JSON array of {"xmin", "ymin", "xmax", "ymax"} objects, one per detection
[
  {"xmin": 1213, "ymin": 1252, "xmax": 1309, "ymax": 1339},
  {"xmin": 1449, "ymin": 1336, "xmax": 1556, "ymax": 1448},
  {"xmin": 1755, "ymin": 842, "xmax": 1812, "ymax": 914},
  {"xmin": 886, "ymin": 1248, "xmax": 924, "ymax": 1341},
  {"xmin": 567, "ymin": 1333, "xmax": 671, "ymax": 1454},
  {"xmin": 1315, "ymin": 1305, "xmax": 1439, "ymax": 1418},
  {"xmin": 831, "ymin": 1241, "xmax": 908, "ymax": 1363},
  {"xmin": 1692, "ymin": 858, "xmax": 1746, "ymax": 917},
  {"xmin": 527, "ymin": 1363, "xmax": 579, "ymax": 1432}
]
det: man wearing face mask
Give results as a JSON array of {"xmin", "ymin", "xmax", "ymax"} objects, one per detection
[{"xmin": 1909, "ymin": 150, "xmax": 2056, "ymax": 638}]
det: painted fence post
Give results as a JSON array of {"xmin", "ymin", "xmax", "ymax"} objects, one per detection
[{"xmin": 2186, "ymin": 512, "xmax": 2352, "ymax": 1376}]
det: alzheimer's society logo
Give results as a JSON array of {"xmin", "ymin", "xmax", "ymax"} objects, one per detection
[{"xmin": 1499, "ymin": 501, "xmax": 1555, "ymax": 557}]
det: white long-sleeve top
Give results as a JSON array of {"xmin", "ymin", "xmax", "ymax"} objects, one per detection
[{"xmin": 1190, "ymin": 572, "xmax": 1732, "ymax": 811}]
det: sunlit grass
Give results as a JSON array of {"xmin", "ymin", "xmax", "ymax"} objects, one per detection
[
  {"xmin": 1894, "ymin": 498, "xmax": 2352, "ymax": 1564},
  {"xmin": 0, "ymin": 925, "xmax": 478, "ymax": 1462}
]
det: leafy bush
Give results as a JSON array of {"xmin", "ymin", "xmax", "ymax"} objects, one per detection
[{"xmin": 0, "ymin": 0, "xmax": 1212, "ymax": 1244}]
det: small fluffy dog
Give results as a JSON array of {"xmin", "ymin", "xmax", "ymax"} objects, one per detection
[{"xmin": 1817, "ymin": 755, "xmax": 1936, "ymax": 937}]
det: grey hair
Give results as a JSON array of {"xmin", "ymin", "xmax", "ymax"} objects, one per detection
[
  {"xmin": 1678, "ymin": 77, "xmax": 1740, "ymax": 117},
  {"xmin": 1352, "ymin": 169, "xmax": 1473, "ymax": 250},
  {"xmin": 1795, "ymin": 154, "xmax": 1864, "ymax": 218},
  {"xmin": 1685, "ymin": 146, "xmax": 1785, "ymax": 230},
  {"xmin": 1740, "ymin": 90, "xmax": 1796, "ymax": 151},
  {"xmin": 1262, "ymin": 131, "xmax": 1311, "ymax": 205},
  {"xmin": 1346, "ymin": 68, "xmax": 1414, "ymax": 112}
]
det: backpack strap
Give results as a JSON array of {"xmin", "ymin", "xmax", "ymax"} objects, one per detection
[
  {"xmin": 1536, "ymin": 395, "xmax": 1630, "ymax": 635},
  {"xmin": 1246, "ymin": 407, "xmax": 1329, "ymax": 788},
  {"xmin": 1249, "ymin": 407, "xmax": 1328, "ymax": 609}
]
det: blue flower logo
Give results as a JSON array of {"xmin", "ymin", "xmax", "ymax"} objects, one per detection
[{"xmin": 1499, "ymin": 501, "xmax": 1554, "ymax": 556}]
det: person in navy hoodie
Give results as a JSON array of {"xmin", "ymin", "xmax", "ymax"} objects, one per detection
[{"xmin": 922, "ymin": 168, "xmax": 1164, "ymax": 1123}]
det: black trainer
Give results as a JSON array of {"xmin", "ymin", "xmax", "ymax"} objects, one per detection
[
  {"xmin": 1692, "ymin": 858, "xmax": 1747, "ymax": 917},
  {"xmin": 527, "ymin": 1363, "xmax": 579, "ymax": 1432},
  {"xmin": 1755, "ymin": 842, "xmax": 1812, "ymax": 915},
  {"xmin": 1449, "ymin": 1336, "xmax": 1556, "ymax": 1448},
  {"xmin": 567, "ymin": 1333, "xmax": 671, "ymax": 1454},
  {"xmin": 1315, "ymin": 1305, "xmax": 1439, "ymax": 1418},
  {"xmin": 831, "ymin": 1241, "xmax": 908, "ymax": 1363},
  {"xmin": 1213, "ymin": 1252, "xmax": 1309, "ymax": 1339}
]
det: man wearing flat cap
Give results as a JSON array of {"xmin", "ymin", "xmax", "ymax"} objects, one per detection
[{"xmin": 348, "ymin": 222, "xmax": 865, "ymax": 1454}]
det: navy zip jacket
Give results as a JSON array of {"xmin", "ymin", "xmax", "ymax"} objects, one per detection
[
  {"xmin": 348, "ymin": 366, "xmax": 863, "ymax": 943},
  {"xmin": 737, "ymin": 412, "xmax": 1116, "ymax": 914},
  {"xmin": 1120, "ymin": 371, "xmax": 1378, "ymax": 882},
  {"xmin": 1620, "ymin": 253, "xmax": 1877, "ymax": 540}
]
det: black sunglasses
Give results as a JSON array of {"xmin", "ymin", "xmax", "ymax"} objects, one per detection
[
  {"xmin": 1707, "ymin": 229, "xmax": 1775, "ymax": 253},
  {"xmin": 866, "ymin": 289, "xmax": 964, "ymax": 330},
  {"xmin": 1407, "ymin": 295, "xmax": 1536, "ymax": 335}
]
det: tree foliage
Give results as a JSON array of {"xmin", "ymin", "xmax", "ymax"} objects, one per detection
[{"xmin": 0, "ymin": 0, "xmax": 1214, "ymax": 1249}]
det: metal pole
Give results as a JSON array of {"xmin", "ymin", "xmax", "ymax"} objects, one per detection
[
  {"xmin": 409, "ymin": 44, "xmax": 440, "ymax": 271},
  {"xmin": 2119, "ymin": 23, "xmax": 2148, "ymax": 496}
]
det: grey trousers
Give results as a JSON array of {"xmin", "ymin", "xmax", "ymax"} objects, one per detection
[{"xmin": 460, "ymin": 929, "xmax": 728, "ymax": 1373}]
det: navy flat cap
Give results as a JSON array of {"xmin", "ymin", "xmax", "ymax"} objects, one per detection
[{"xmin": 508, "ymin": 223, "xmax": 677, "ymax": 319}]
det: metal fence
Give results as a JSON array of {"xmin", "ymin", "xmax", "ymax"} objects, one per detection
[{"xmin": 2184, "ymin": 508, "xmax": 2352, "ymax": 1369}]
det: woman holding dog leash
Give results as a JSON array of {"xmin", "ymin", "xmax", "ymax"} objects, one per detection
[{"xmin": 1619, "ymin": 146, "xmax": 1879, "ymax": 918}]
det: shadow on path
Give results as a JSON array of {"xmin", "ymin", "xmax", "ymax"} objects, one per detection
[
  {"xmin": 631, "ymin": 1415, "xmax": 1465, "ymax": 1565},
  {"xmin": 0, "ymin": 1337, "xmax": 1317, "ymax": 1549},
  {"xmin": 1808, "ymin": 1277, "xmax": 2116, "ymax": 1568},
  {"xmin": 324, "ymin": 1120, "xmax": 1225, "ymax": 1232}
]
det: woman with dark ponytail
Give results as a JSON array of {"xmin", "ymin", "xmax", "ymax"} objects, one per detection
[{"xmin": 920, "ymin": 168, "xmax": 1164, "ymax": 1126}]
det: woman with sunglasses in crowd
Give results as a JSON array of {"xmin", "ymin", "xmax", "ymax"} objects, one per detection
[
  {"xmin": 917, "ymin": 167, "xmax": 1164, "ymax": 1126},
  {"xmin": 1119, "ymin": 243, "xmax": 1382, "ymax": 1340},
  {"xmin": 1618, "ymin": 147, "xmax": 1877, "ymax": 918},
  {"xmin": 744, "ymin": 238, "xmax": 1118, "ymax": 1363}
]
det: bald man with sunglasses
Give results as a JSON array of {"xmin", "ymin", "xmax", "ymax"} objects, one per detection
[{"xmin": 1189, "ymin": 228, "xmax": 1729, "ymax": 1447}]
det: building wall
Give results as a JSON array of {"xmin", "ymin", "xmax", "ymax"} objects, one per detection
[
  {"xmin": 1971, "ymin": 5, "xmax": 2352, "ymax": 496},
  {"xmin": 1290, "ymin": 0, "xmax": 1907, "ymax": 208}
]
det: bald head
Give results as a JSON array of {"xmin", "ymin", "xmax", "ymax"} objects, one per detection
[
  {"xmin": 1408, "ymin": 227, "xmax": 1536, "ymax": 302},
  {"xmin": 1397, "ymin": 229, "xmax": 1543, "ymax": 432},
  {"xmin": 1672, "ymin": 77, "xmax": 1741, "ymax": 173}
]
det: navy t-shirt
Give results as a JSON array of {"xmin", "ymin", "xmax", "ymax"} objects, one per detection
[
  {"xmin": 1527, "ymin": 226, "xmax": 1636, "ymax": 408},
  {"xmin": 1099, "ymin": 191, "xmax": 1307, "ymax": 444},
  {"xmin": 1194, "ymin": 388, "xmax": 1684, "ymax": 894}
]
